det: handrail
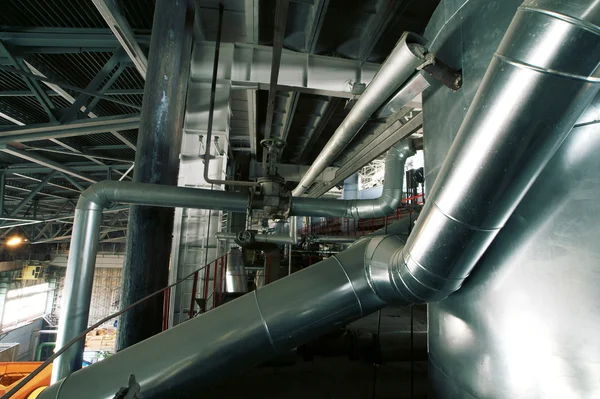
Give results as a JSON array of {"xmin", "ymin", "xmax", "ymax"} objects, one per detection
[{"xmin": 0, "ymin": 254, "xmax": 228, "ymax": 399}]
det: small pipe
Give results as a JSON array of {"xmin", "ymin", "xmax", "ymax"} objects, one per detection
[
  {"xmin": 311, "ymin": 236, "xmax": 357, "ymax": 244},
  {"xmin": 36, "ymin": 342, "xmax": 56, "ymax": 362},
  {"xmin": 292, "ymin": 32, "xmax": 427, "ymax": 196},
  {"xmin": 52, "ymin": 181, "xmax": 248, "ymax": 382},
  {"xmin": 202, "ymin": 3, "xmax": 258, "ymax": 188},
  {"xmin": 291, "ymin": 138, "xmax": 416, "ymax": 218}
]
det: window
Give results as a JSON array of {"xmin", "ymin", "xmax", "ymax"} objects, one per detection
[{"xmin": 2, "ymin": 283, "xmax": 50, "ymax": 328}]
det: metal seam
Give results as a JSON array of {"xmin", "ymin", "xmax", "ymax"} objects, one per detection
[
  {"xmin": 253, "ymin": 290, "xmax": 276, "ymax": 352},
  {"xmin": 402, "ymin": 249, "xmax": 466, "ymax": 282},
  {"xmin": 331, "ymin": 254, "xmax": 363, "ymax": 316},
  {"xmin": 432, "ymin": 201, "xmax": 500, "ymax": 232},
  {"xmin": 495, "ymin": 53, "xmax": 600, "ymax": 83},
  {"xmin": 519, "ymin": 6, "xmax": 600, "ymax": 36}
]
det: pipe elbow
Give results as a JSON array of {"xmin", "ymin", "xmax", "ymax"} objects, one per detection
[
  {"xmin": 364, "ymin": 234, "xmax": 467, "ymax": 306},
  {"xmin": 76, "ymin": 180, "xmax": 118, "ymax": 211}
]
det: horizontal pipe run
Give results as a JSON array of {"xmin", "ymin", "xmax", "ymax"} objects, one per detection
[
  {"xmin": 292, "ymin": 32, "xmax": 427, "ymax": 196},
  {"xmin": 291, "ymin": 139, "xmax": 416, "ymax": 218},
  {"xmin": 311, "ymin": 236, "xmax": 357, "ymax": 244},
  {"xmin": 52, "ymin": 180, "xmax": 248, "ymax": 381}
]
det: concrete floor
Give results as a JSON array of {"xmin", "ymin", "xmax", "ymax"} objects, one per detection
[{"xmin": 201, "ymin": 305, "xmax": 429, "ymax": 399}]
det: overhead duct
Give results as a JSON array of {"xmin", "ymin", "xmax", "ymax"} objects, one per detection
[
  {"xmin": 292, "ymin": 32, "xmax": 427, "ymax": 196},
  {"xmin": 39, "ymin": 1, "xmax": 600, "ymax": 396},
  {"xmin": 292, "ymin": 138, "xmax": 416, "ymax": 218}
]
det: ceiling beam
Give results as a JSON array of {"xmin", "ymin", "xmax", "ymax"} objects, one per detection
[
  {"xmin": 0, "ymin": 145, "xmax": 98, "ymax": 183},
  {"xmin": 0, "ymin": 27, "xmax": 151, "ymax": 53},
  {"xmin": 24, "ymin": 58, "xmax": 138, "ymax": 151},
  {"xmin": 91, "ymin": 0, "xmax": 148, "ymax": 78},
  {"xmin": 0, "ymin": 65, "xmax": 142, "ymax": 110},
  {"xmin": 0, "ymin": 114, "xmax": 140, "ymax": 144},
  {"xmin": 4, "ymin": 164, "xmax": 133, "ymax": 174},
  {"xmin": 5, "ymin": 171, "xmax": 57, "ymax": 218},
  {"xmin": 0, "ymin": 89, "xmax": 144, "ymax": 97}
]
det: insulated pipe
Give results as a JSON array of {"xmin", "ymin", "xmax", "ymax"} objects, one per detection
[
  {"xmin": 39, "ymin": 239, "xmax": 390, "ymax": 399},
  {"xmin": 367, "ymin": 0, "xmax": 600, "ymax": 305},
  {"xmin": 311, "ymin": 236, "xmax": 357, "ymax": 244},
  {"xmin": 41, "ymin": 3, "xmax": 600, "ymax": 395},
  {"xmin": 291, "ymin": 138, "xmax": 416, "ymax": 218},
  {"xmin": 52, "ymin": 181, "xmax": 248, "ymax": 382},
  {"xmin": 292, "ymin": 32, "xmax": 427, "ymax": 196}
]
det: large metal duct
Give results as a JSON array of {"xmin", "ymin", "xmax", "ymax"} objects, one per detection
[
  {"xmin": 292, "ymin": 32, "xmax": 427, "ymax": 196},
  {"xmin": 39, "ymin": 238, "xmax": 391, "ymax": 399},
  {"xmin": 424, "ymin": 0, "xmax": 600, "ymax": 397},
  {"xmin": 40, "ymin": 0, "xmax": 600, "ymax": 396},
  {"xmin": 367, "ymin": 0, "xmax": 600, "ymax": 306},
  {"xmin": 52, "ymin": 181, "xmax": 248, "ymax": 381},
  {"xmin": 291, "ymin": 138, "xmax": 416, "ymax": 218}
]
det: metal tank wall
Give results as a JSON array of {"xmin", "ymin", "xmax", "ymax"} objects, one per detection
[{"xmin": 423, "ymin": 1, "xmax": 600, "ymax": 397}]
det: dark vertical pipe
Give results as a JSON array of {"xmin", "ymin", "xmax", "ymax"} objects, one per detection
[{"xmin": 117, "ymin": 0, "xmax": 195, "ymax": 350}]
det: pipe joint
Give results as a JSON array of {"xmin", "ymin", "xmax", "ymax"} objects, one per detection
[{"xmin": 364, "ymin": 235, "xmax": 409, "ymax": 305}]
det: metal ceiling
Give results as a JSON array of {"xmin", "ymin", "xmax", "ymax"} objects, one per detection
[{"xmin": 0, "ymin": 0, "xmax": 437, "ymax": 245}]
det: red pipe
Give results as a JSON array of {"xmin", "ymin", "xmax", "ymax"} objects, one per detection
[{"xmin": 202, "ymin": 262, "xmax": 210, "ymax": 309}]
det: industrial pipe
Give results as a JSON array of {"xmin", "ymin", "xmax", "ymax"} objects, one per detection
[
  {"xmin": 310, "ymin": 236, "xmax": 357, "ymax": 244},
  {"xmin": 291, "ymin": 138, "xmax": 416, "ymax": 218},
  {"xmin": 40, "ymin": 1, "xmax": 600, "ymax": 396},
  {"xmin": 366, "ymin": 0, "xmax": 600, "ymax": 305},
  {"xmin": 292, "ymin": 32, "xmax": 427, "ymax": 196},
  {"xmin": 39, "ymin": 239, "xmax": 390, "ymax": 399},
  {"xmin": 52, "ymin": 181, "xmax": 248, "ymax": 382}
]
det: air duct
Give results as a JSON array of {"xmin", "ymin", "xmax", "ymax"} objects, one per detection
[
  {"xmin": 292, "ymin": 138, "xmax": 416, "ymax": 218},
  {"xmin": 39, "ymin": 1, "xmax": 600, "ymax": 397},
  {"xmin": 52, "ymin": 181, "xmax": 248, "ymax": 382},
  {"xmin": 39, "ymin": 238, "xmax": 391, "ymax": 399},
  {"xmin": 292, "ymin": 32, "xmax": 427, "ymax": 196},
  {"xmin": 366, "ymin": 0, "xmax": 600, "ymax": 305}
]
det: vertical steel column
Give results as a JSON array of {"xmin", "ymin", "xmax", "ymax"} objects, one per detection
[{"xmin": 118, "ymin": 0, "xmax": 194, "ymax": 350}]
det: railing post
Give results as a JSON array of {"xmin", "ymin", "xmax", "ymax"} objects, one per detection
[
  {"xmin": 189, "ymin": 271, "xmax": 199, "ymax": 319},
  {"xmin": 212, "ymin": 260, "xmax": 218, "ymax": 309},
  {"xmin": 162, "ymin": 288, "xmax": 170, "ymax": 331},
  {"xmin": 203, "ymin": 263, "xmax": 210, "ymax": 311}
]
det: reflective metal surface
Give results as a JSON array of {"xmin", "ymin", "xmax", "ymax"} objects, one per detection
[
  {"xmin": 225, "ymin": 249, "xmax": 248, "ymax": 293},
  {"xmin": 53, "ymin": 181, "xmax": 249, "ymax": 381},
  {"xmin": 40, "ymin": 240, "xmax": 389, "ymax": 399},
  {"xmin": 423, "ymin": 0, "xmax": 600, "ymax": 397},
  {"xmin": 292, "ymin": 32, "xmax": 427, "ymax": 196},
  {"xmin": 291, "ymin": 138, "xmax": 416, "ymax": 218},
  {"xmin": 381, "ymin": 0, "xmax": 600, "ymax": 306}
]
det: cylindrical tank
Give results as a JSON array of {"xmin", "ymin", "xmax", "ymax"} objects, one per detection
[
  {"xmin": 225, "ymin": 248, "xmax": 248, "ymax": 293},
  {"xmin": 424, "ymin": 1, "xmax": 600, "ymax": 397}
]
